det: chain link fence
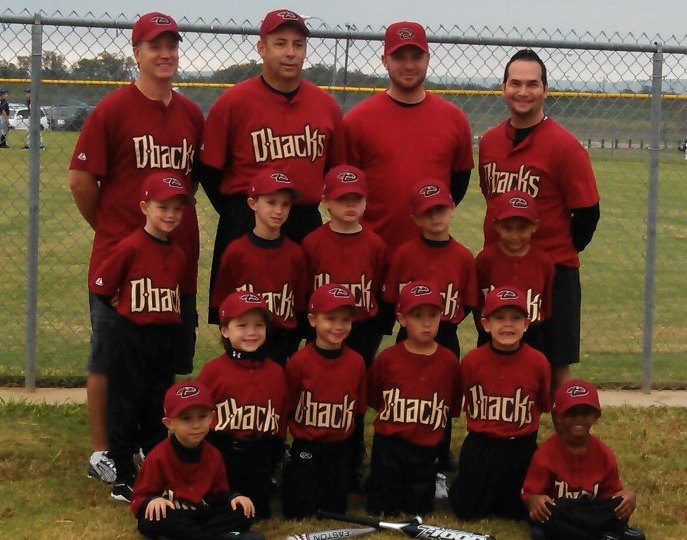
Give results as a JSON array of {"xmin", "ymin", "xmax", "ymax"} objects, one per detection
[{"xmin": 1, "ymin": 11, "xmax": 685, "ymax": 388}]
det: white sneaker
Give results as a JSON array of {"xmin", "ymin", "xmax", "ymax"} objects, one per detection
[
  {"xmin": 87, "ymin": 451, "xmax": 117, "ymax": 484},
  {"xmin": 435, "ymin": 472, "xmax": 449, "ymax": 499}
]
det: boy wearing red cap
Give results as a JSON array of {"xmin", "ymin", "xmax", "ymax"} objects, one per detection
[
  {"xmin": 198, "ymin": 291, "xmax": 288, "ymax": 520},
  {"xmin": 210, "ymin": 172, "xmax": 308, "ymax": 365},
  {"xmin": 475, "ymin": 190, "xmax": 555, "ymax": 353},
  {"xmin": 132, "ymin": 380, "xmax": 262, "ymax": 540},
  {"xmin": 282, "ymin": 284, "xmax": 367, "ymax": 519},
  {"xmin": 522, "ymin": 379, "xmax": 643, "ymax": 540},
  {"xmin": 367, "ymin": 281, "xmax": 462, "ymax": 516},
  {"xmin": 449, "ymin": 286, "xmax": 550, "ymax": 521},
  {"xmin": 383, "ymin": 180, "xmax": 479, "ymax": 472},
  {"xmin": 91, "ymin": 172, "xmax": 194, "ymax": 502}
]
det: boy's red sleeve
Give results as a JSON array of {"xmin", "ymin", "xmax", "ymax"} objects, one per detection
[
  {"xmin": 450, "ymin": 357, "xmax": 463, "ymax": 418},
  {"xmin": 91, "ymin": 241, "xmax": 134, "ymax": 296},
  {"xmin": 210, "ymin": 243, "xmax": 237, "ymax": 309},
  {"xmin": 367, "ymin": 353, "xmax": 384, "ymax": 411},
  {"xmin": 520, "ymin": 447, "xmax": 552, "ymax": 500}
]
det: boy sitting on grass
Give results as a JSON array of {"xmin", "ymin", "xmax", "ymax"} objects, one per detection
[
  {"xmin": 131, "ymin": 380, "xmax": 262, "ymax": 540},
  {"xmin": 522, "ymin": 379, "xmax": 643, "ymax": 540}
]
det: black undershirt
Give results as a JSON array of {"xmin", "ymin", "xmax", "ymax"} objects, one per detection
[{"xmin": 260, "ymin": 75, "xmax": 299, "ymax": 102}]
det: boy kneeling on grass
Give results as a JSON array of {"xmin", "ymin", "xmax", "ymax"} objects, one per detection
[
  {"xmin": 521, "ymin": 379, "xmax": 644, "ymax": 540},
  {"xmin": 131, "ymin": 380, "xmax": 263, "ymax": 540}
]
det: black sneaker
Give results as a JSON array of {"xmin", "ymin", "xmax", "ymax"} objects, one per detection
[
  {"xmin": 111, "ymin": 479, "xmax": 134, "ymax": 502},
  {"xmin": 601, "ymin": 527, "xmax": 646, "ymax": 540}
]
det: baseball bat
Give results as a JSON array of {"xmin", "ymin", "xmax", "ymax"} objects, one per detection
[
  {"xmin": 318, "ymin": 511, "xmax": 495, "ymax": 540},
  {"xmin": 287, "ymin": 526, "xmax": 377, "ymax": 540}
]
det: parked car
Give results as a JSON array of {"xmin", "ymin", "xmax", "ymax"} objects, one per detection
[
  {"xmin": 46, "ymin": 103, "xmax": 95, "ymax": 131},
  {"xmin": 7, "ymin": 105, "xmax": 49, "ymax": 130}
]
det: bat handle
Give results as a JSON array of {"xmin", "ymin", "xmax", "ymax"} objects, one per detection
[{"xmin": 317, "ymin": 510, "xmax": 380, "ymax": 529}]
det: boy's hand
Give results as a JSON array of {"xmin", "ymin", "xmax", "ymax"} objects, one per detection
[
  {"xmin": 144, "ymin": 497, "xmax": 175, "ymax": 521},
  {"xmin": 230, "ymin": 495, "xmax": 255, "ymax": 518},
  {"xmin": 526, "ymin": 494, "xmax": 555, "ymax": 522},
  {"xmin": 613, "ymin": 489, "xmax": 636, "ymax": 521}
]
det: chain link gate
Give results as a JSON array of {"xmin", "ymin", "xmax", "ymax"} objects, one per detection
[{"xmin": 1, "ymin": 10, "xmax": 685, "ymax": 389}]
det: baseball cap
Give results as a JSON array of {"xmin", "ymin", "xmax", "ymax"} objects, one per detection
[
  {"xmin": 132, "ymin": 12, "xmax": 182, "ymax": 46},
  {"xmin": 259, "ymin": 9, "xmax": 310, "ymax": 39},
  {"xmin": 494, "ymin": 191, "xmax": 538, "ymax": 223},
  {"xmin": 553, "ymin": 379, "xmax": 601, "ymax": 415},
  {"xmin": 249, "ymin": 171, "xmax": 300, "ymax": 199},
  {"xmin": 384, "ymin": 21, "xmax": 429, "ymax": 55},
  {"xmin": 309, "ymin": 283, "xmax": 357, "ymax": 314},
  {"xmin": 482, "ymin": 286, "xmax": 528, "ymax": 318},
  {"xmin": 140, "ymin": 171, "xmax": 194, "ymax": 204},
  {"xmin": 397, "ymin": 280, "xmax": 443, "ymax": 314},
  {"xmin": 163, "ymin": 380, "xmax": 214, "ymax": 418},
  {"xmin": 219, "ymin": 291, "xmax": 271, "ymax": 323},
  {"xmin": 323, "ymin": 165, "xmax": 368, "ymax": 199},
  {"xmin": 409, "ymin": 180, "xmax": 454, "ymax": 216}
]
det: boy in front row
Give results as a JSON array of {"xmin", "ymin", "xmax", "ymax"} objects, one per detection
[
  {"xmin": 449, "ymin": 286, "xmax": 550, "ymax": 521},
  {"xmin": 522, "ymin": 379, "xmax": 644, "ymax": 540},
  {"xmin": 132, "ymin": 381, "xmax": 262, "ymax": 540},
  {"xmin": 367, "ymin": 281, "xmax": 462, "ymax": 516}
]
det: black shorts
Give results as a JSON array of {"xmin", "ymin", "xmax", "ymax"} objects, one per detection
[
  {"xmin": 542, "ymin": 265, "xmax": 581, "ymax": 367},
  {"xmin": 366, "ymin": 434, "xmax": 437, "ymax": 517},
  {"xmin": 137, "ymin": 502, "xmax": 252, "ymax": 539},
  {"xmin": 533, "ymin": 497, "xmax": 630, "ymax": 540},
  {"xmin": 449, "ymin": 431, "xmax": 537, "ymax": 521}
]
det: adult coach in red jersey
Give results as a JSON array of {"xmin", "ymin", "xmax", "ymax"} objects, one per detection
[
  {"xmin": 345, "ymin": 21, "xmax": 474, "ymax": 254},
  {"xmin": 479, "ymin": 49, "xmax": 600, "ymax": 389},
  {"xmin": 68, "ymin": 12, "xmax": 203, "ymax": 484},
  {"xmin": 199, "ymin": 8, "xmax": 345, "ymax": 322}
]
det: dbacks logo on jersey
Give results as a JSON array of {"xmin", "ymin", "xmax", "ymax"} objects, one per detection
[
  {"xmin": 554, "ymin": 480, "xmax": 600, "ymax": 500},
  {"xmin": 250, "ymin": 124, "xmax": 326, "ymax": 164},
  {"xmin": 398, "ymin": 280, "xmax": 461, "ymax": 320},
  {"xmin": 482, "ymin": 161, "xmax": 541, "ymax": 198},
  {"xmin": 465, "ymin": 384, "xmax": 535, "ymax": 429},
  {"xmin": 214, "ymin": 397, "xmax": 280, "ymax": 435},
  {"xmin": 129, "ymin": 277, "xmax": 180, "ymax": 314},
  {"xmin": 313, "ymin": 272, "xmax": 374, "ymax": 311},
  {"xmin": 237, "ymin": 283, "xmax": 294, "ymax": 321},
  {"xmin": 132, "ymin": 135, "xmax": 195, "ymax": 175},
  {"xmin": 378, "ymin": 388, "xmax": 448, "ymax": 431},
  {"xmin": 482, "ymin": 285, "xmax": 542, "ymax": 322},
  {"xmin": 293, "ymin": 390, "xmax": 355, "ymax": 432}
]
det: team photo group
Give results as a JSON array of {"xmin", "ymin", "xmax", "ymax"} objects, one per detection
[{"xmin": 67, "ymin": 7, "xmax": 644, "ymax": 540}]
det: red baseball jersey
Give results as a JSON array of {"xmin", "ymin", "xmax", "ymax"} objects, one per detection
[
  {"xmin": 91, "ymin": 229, "xmax": 186, "ymax": 325},
  {"xmin": 383, "ymin": 236, "xmax": 479, "ymax": 324},
  {"xmin": 479, "ymin": 117, "xmax": 599, "ymax": 267},
  {"xmin": 285, "ymin": 343, "xmax": 367, "ymax": 442},
  {"xmin": 70, "ymin": 83, "xmax": 203, "ymax": 295},
  {"xmin": 521, "ymin": 433, "xmax": 623, "ymax": 501},
  {"xmin": 210, "ymin": 234, "xmax": 307, "ymax": 329},
  {"xmin": 131, "ymin": 437, "xmax": 229, "ymax": 517},
  {"xmin": 475, "ymin": 243, "xmax": 555, "ymax": 323},
  {"xmin": 198, "ymin": 355, "xmax": 288, "ymax": 438},
  {"xmin": 199, "ymin": 76, "xmax": 345, "ymax": 205},
  {"xmin": 302, "ymin": 224, "xmax": 388, "ymax": 321},
  {"xmin": 368, "ymin": 342, "xmax": 462, "ymax": 447},
  {"xmin": 461, "ymin": 343, "xmax": 551, "ymax": 438},
  {"xmin": 345, "ymin": 92, "xmax": 474, "ymax": 253}
]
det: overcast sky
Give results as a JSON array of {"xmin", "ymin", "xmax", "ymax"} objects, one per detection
[{"xmin": 13, "ymin": 0, "xmax": 687, "ymax": 40}]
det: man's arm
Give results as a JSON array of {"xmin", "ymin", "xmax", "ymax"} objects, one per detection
[
  {"xmin": 570, "ymin": 203, "xmax": 600, "ymax": 252},
  {"xmin": 68, "ymin": 169, "xmax": 100, "ymax": 230}
]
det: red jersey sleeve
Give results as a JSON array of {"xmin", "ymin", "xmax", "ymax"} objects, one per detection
[
  {"xmin": 210, "ymin": 241, "xmax": 240, "ymax": 308},
  {"xmin": 450, "ymin": 357, "xmax": 463, "ymax": 417},
  {"xmin": 452, "ymin": 108, "xmax": 474, "ymax": 172},
  {"xmin": 199, "ymin": 94, "xmax": 232, "ymax": 171},
  {"xmin": 69, "ymin": 102, "xmax": 110, "ymax": 176},
  {"xmin": 91, "ymin": 240, "xmax": 134, "ymax": 296},
  {"xmin": 326, "ymin": 107, "xmax": 346, "ymax": 170},
  {"xmin": 367, "ymin": 351, "xmax": 385, "ymax": 411},
  {"xmin": 521, "ymin": 445, "xmax": 552, "ymax": 500},
  {"xmin": 556, "ymin": 138, "xmax": 600, "ymax": 210}
]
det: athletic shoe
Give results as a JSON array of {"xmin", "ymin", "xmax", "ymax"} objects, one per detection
[
  {"xmin": 87, "ymin": 451, "xmax": 116, "ymax": 484},
  {"xmin": 601, "ymin": 527, "xmax": 646, "ymax": 540},
  {"xmin": 111, "ymin": 478, "xmax": 134, "ymax": 503},
  {"xmin": 435, "ymin": 472, "xmax": 449, "ymax": 499}
]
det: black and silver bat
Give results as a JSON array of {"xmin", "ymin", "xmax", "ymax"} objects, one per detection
[
  {"xmin": 287, "ymin": 526, "xmax": 377, "ymax": 540},
  {"xmin": 317, "ymin": 511, "xmax": 495, "ymax": 540}
]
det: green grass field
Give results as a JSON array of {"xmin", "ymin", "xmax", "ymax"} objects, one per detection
[
  {"xmin": 0, "ymin": 402, "xmax": 685, "ymax": 539},
  {"xmin": 1, "ymin": 130, "xmax": 686, "ymax": 386}
]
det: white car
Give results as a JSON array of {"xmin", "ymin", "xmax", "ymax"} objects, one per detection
[{"xmin": 8, "ymin": 106, "xmax": 49, "ymax": 131}]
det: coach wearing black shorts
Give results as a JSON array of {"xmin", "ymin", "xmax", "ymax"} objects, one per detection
[{"xmin": 478, "ymin": 49, "xmax": 600, "ymax": 392}]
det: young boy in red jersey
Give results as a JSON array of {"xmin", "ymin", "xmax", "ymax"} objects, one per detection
[
  {"xmin": 475, "ymin": 191, "xmax": 554, "ymax": 352},
  {"xmin": 449, "ymin": 286, "xmax": 550, "ymax": 521},
  {"xmin": 367, "ymin": 281, "xmax": 462, "ymax": 516},
  {"xmin": 383, "ymin": 180, "xmax": 479, "ymax": 473},
  {"xmin": 132, "ymin": 380, "xmax": 262, "ymax": 540},
  {"xmin": 198, "ymin": 291, "xmax": 288, "ymax": 520},
  {"xmin": 522, "ymin": 379, "xmax": 643, "ymax": 540},
  {"xmin": 282, "ymin": 284, "xmax": 367, "ymax": 519},
  {"xmin": 91, "ymin": 172, "xmax": 194, "ymax": 502},
  {"xmin": 210, "ymin": 172, "xmax": 308, "ymax": 365}
]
